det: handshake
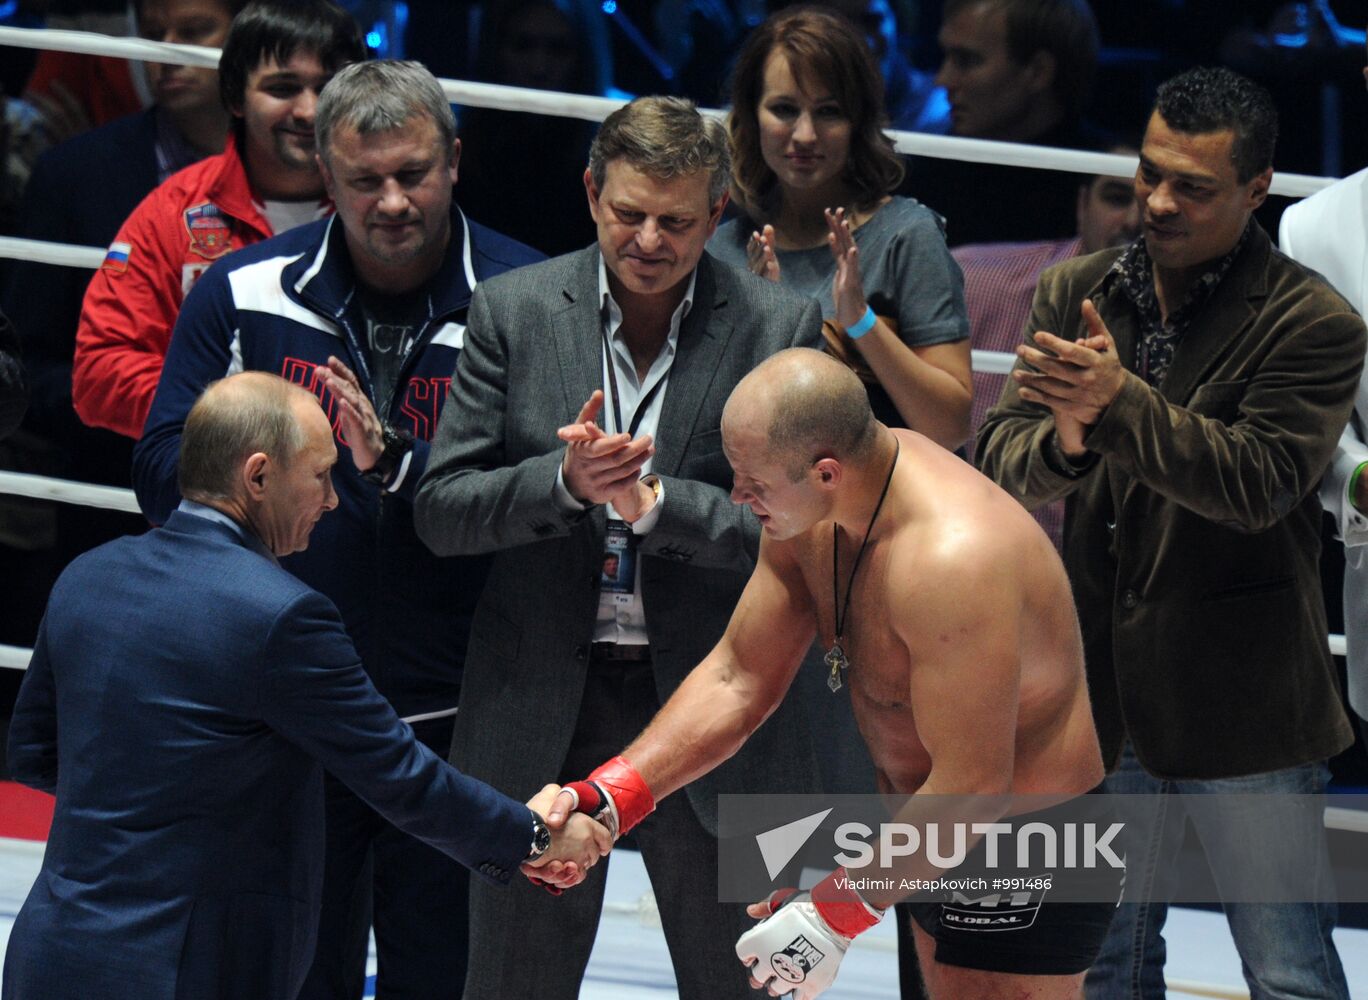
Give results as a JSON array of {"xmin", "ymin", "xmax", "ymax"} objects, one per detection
[
  {"xmin": 518, "ymin": 757, "xmax": 657, "ymax": 893},
  {"xmin": 521, "ymin": 757, "xmax": 880, "ymax": 999}
]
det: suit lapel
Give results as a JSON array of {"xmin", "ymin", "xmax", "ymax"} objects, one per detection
[
  {"xmin": 1095, "ymin": 277, "xmax": 1141, "ymax": 512},
  {"xmin": 1155, "ymin": 230, "xmax": 1266, "ymax": 405},
  {"xmin": 553, "ymin": 248, "xmax": 608, "ymax": 421},
  {"xmin": 1104, "ymin": 229, "xmax": 1267, "ymax": 512},
  {"xmin": 653, "ymin": 259, "xmax": 732, "ymax": 477}
]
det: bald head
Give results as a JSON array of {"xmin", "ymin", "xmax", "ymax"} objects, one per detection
[
  {"xmin": 179, "ymin": 372, "xmax": 315, "ymax": 503},
  {"xmin": 724, "ymin": 348, "xmax": 878, "ymax": 479}
]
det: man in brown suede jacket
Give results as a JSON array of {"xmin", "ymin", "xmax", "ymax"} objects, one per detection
[{"xmin": 978, "ymin": 67, "xmax": 1361, "ymax": 1000}]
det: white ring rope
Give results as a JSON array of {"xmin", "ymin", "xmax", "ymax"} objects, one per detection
[
  {"xmin": 0, "ymin": 236, "xmax": 107, "ymax": 270},
  {"xmin": 0, "ymin": 24, "xmax": 1334, "ymax": 196},
  {"xmin": 0, "ymin": 24, "xmax": 218, "ymax": 66},
  {"xmin": 0, "ymin": 471, "xmax": 142, "ymax": 514}
]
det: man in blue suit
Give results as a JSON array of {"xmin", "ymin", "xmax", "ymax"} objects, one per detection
[{"xmin": 3, "ymin": 372, "xmax": 608, "ymax": 1000}]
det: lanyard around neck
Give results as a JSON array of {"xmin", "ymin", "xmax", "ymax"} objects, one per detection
[{"xmin": 601, "ymin": 326, "xmax": 669, "ymax": 439}]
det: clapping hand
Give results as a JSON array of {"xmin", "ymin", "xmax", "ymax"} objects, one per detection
[
  {"xmin": 315, "ymin": 357, "xmax": 384, "ymax": 471},
  {"xmin": 747, "ymin": 225, "xmax": 781, "ymax": 283},
  {"xmin": 825, "ymin": 208, "xmax": 871, "ymax": 332},
  {"xmin": 557, "ymin": 391, "xmax": 656, "ymax": 521},
  {"xmin": 1012, "ymin": 300, "xmax": 1123, "ymax": 455}
]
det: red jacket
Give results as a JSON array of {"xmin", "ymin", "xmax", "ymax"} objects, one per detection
[{"xmin": 74, "ymin": 133, "xmax": 277, "ymax": 438}]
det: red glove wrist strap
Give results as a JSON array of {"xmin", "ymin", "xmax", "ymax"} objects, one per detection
[
  {"xmin": 587, "ymin": 755, "xmax": 655, "ymax": 836},
  {"xmin": 811, "ymin": 868, "xmax": 882, "ymax": 940}
]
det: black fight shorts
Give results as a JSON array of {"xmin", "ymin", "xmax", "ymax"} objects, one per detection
[{"xmin": 904, "ymin": 787, "xmax": 1123, "ymax": 976}]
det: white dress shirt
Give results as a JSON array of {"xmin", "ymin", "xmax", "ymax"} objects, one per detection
[{"xmin": 553, "ymin": 256, "xmax": 698, "ymax": 645}]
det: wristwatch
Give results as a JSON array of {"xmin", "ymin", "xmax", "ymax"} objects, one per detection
[
  {"xmin": 525, "ymin": 810, "xmax": 552, "ymax": 863},
  {"xmin": 360, "ymin": 424, "xmax": 415, "ymax": 486}
]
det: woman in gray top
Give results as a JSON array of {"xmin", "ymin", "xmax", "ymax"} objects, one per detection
[{"xmin": 709, "ymin": 8, "xmax": 971, "ymax": 449}]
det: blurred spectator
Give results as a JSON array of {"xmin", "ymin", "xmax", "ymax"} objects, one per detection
[
  {"xmin": 954, "ymin": 141, "xmax": 1140, "ymax": 549},
  {"xmin": 0, "ymin": 0, "xmax": 241, "ymax": 650},
  {"xmin": 4, "ymin": 0, "xmax": 238, "ymax": 480},
  {"xmin": 905, "ymin": 0, "xmax": 1103, "ymax": 246},
  {"xmin": 136, "ymin": 0, "xmax": 238, "ymax": 157},
  {"xmin": 654, "ymin": 0, "xmax": 743, "ymax": 104},
  {"xmin": 798, "ymin": 0, "xmax": 951, "ymax": 132},
  {"xmin": 3, "ymin": 0, "xmax": 232, "ymax": 231},
  {"xmin": 1, "ymin": 95, "xmax": 56, "ymax": 234},
  {"xmin": 456, "ymin": 0, "xmax": 609, "ymax": 256},
  {"xmin": 22, "ymin": 2, "xmax": 150, "ymax": 151},
  {"xmin": 71, "ymin": 0, "xmax": 365, "ymax": 440}
]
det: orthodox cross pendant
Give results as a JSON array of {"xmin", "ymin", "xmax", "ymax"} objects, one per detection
[{"xmin": 824, "ymin": 642, "xmax": 850, "ymax": 692}]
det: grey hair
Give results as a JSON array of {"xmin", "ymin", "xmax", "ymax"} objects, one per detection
[
  {"xmin": 178, "ymin": 373, "xmax": 308, "ymax": 503},
  {"xmin": 589, "ymin": 96, "xmax": 731, "ymax": 205},
  {"xmin": 316, "ymin": 59, "xmax": 456, "ymax": 162}
]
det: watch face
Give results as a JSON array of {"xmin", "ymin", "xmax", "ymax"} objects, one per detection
[{"xmin": 532, "ymin": 815, "xmax": 552, "ymax": 856}]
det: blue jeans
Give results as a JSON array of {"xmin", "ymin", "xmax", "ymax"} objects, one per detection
[{"xmin": 1084, "ymin": 744, "xmax": 1348, "ymax": 1000}]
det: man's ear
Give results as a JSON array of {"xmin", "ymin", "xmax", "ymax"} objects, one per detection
[
  {"xmin": 448, "ymin": 137, "xmax": 462, "ymax": 186},
  {"xmin": 243, "ymin": 452, "xmax": 270, "ymax": 501},
  {"xmin": 706, "ymin": 189, "xmax": 730, "ymax": 237},
  {"xmin": 813, "ymin": 456, "xmax": 842, "ymax": 489},
  {"xmin": 584, "ymin": 168, "xmax": 601, "ymax": 223},
  {"xmin": 1246, "ymin": 166, "xmax": 1272, "ymax": 211},
  {"xmin": 316, "ymin": 153, "xmax": 336, "ymax": 201}
]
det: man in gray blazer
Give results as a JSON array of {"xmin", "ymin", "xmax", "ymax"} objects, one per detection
[{"xmin": 414, "ymin": 96, "xmax": 823, "ymax": 998}]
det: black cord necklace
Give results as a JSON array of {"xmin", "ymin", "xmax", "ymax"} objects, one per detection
[{"xmin": 825, "ymin": 440, "xmax": 900, "ymax": 693}]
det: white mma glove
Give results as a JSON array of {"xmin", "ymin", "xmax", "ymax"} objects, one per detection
[{"xmin": 735, "ymin": 868, "xmax": 884, "ymax": 999}]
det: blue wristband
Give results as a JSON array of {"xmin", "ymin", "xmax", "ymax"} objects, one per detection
[{"xmin": 846, "ymin": 306, "xmax": 877, "ymax": 339}]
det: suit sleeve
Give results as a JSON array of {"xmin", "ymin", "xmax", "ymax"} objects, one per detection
[
  {"xmin": 73, "ymin": 189, "xmax": 183, "ymax": 439},
  {"xmin": 377, "ymin": 438, "xmax": 430, "ymax": 504},
  {"xmin": 415, "ymin": 283, "xmax": 587, "ymax": 556},
  {"xmin": 1092, "ymin": 319, "xmax": 1364, "ymax": 532},
  {"xmin": 131, "ymin": 267, "xmax": 240, "ymax": 524},
  {"xmin": 637, "ymin": 296, "xmax": 824, "ymax": 573},
  {"xmin": 975, "ymin": 268, "xmax": 1095, "ymax": 508},
  {"xmin": 7, "ymin": 615, "xmax": 58, "ymax": 794},
  {"xmin": 258, "ymin": 589, "xmax": 532, "ymax": 883}
]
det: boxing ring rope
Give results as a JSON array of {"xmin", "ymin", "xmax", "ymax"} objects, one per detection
[
  {"xmin": 0, "ymin": 236, "xmax": 106, "ymax": 270},
  {"xmin": 0, "ymin": 23, "xmax": 1336, "ymax": 196}
]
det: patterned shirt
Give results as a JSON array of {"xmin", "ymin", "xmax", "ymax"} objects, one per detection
[
  {"xmin": 953, "ymin": 236, "xmax": 1080, "ymax": 551},
  {"xmin": 1109, "ymin": 220, "xmax": 1253, "ymax": 387}
]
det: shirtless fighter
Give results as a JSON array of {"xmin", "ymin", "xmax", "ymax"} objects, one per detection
[{"xmin": 545, "ymin": 347, "xmax": 1112, "ymax": 998}]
